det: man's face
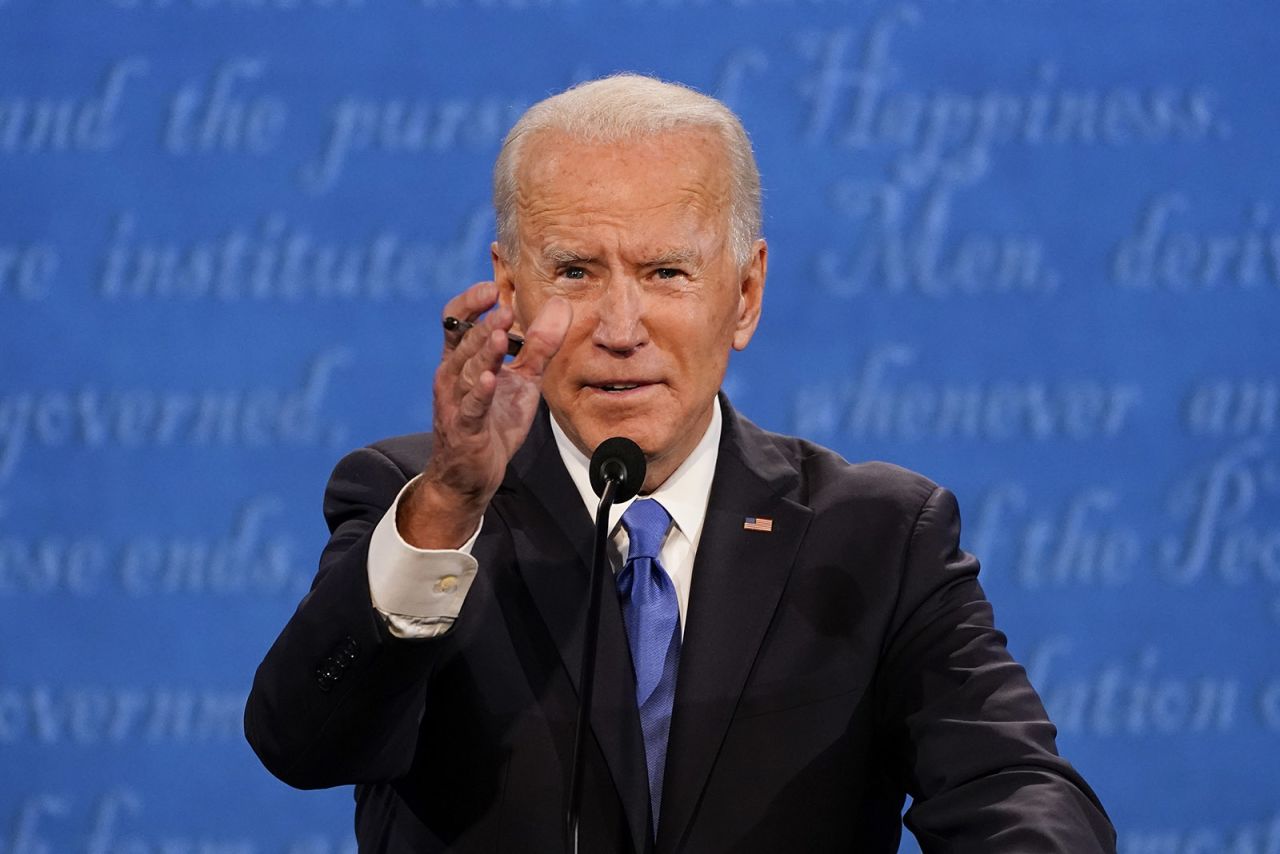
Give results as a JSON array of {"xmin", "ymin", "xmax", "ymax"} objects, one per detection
[{"xmin": 494, "ymin": 128, "xmax": 766, "ymax": 487}]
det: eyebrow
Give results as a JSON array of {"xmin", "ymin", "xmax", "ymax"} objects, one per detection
[
  {"xmin": 543, "ymin": 247, "xmax": 596, "ymax": 265},
  {"xmin": 540, "ymin": 246, "xmax": 703, "ymax": 267},
  {"xmin": 643, "ymin": 248, "xmax": 701, "ymax": 267}
]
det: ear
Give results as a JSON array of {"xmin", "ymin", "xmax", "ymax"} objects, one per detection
[
  {"xmin": 731, "ymin": 239, "xmax": 767, "ymax": 351},
  {"xmin": 491, "ymin": 241, "xmax": 524, "ymax": 334}
]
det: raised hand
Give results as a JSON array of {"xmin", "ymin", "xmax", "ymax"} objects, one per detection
[{"xmin": 397, "ymin": 281, "xmax": 571, "ymax": 549}]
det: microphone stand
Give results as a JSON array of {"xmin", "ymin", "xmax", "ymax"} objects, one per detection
[{"xmin": 566, "ymin": 477, "xmax": 619, "ymax": 854}]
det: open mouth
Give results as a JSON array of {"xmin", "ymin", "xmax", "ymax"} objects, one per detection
[{"xmin": 589, "ymin": 381, "xmax": 655, "ymax": 394}]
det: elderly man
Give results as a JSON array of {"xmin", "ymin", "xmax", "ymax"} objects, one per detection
[{"xmin": 246, "ymin": 75, "xmax": 1114, "ymax": 853}]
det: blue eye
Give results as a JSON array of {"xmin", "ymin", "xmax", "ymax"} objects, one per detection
[{"xmin": 655, "ymin": 268, "xmax": 683, "ymax": 279}]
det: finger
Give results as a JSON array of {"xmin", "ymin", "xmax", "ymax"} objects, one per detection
[
  {"xmin": 438, "ymin": 333, "xmax": 501, "ymax": 437},
  {"xmin": 511, "ymin": 296, "xmax": 572, "ymax": 379},
  {"xmin": 440, "ymin": 282, "xmax": 498, "ymax": 351},
  {"xmin": 450, "ymin": 301, "xmax": 513, "ymax": 376},
  {"xmin": 444, "ymin": 302, "xmax": 511, "ymax": 380},
  {"xmin": 456, "ymin": 368, "xmax": 498, "ymax": 433},
  {"xmin": 440, "ymin": 281, "xmax": 498, "ymax": 324},
  {"xmin": 456, "ymin": 326, "xmax": 509, "ymax": 399}
]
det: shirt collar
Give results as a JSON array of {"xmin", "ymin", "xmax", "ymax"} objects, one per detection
[{"xmin": 548, "ymin": 400, "xmax": 722, "ymax": 545}]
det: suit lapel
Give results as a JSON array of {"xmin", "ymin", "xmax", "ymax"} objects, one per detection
[
  {"xmin": 495, "ymin": 409, "xmax": 651, "ymax": 854},
  {"xmin": 657, "ymin": 401, "xmax": 813, "ymax": 852}
]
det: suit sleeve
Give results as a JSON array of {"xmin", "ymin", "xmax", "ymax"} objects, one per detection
[
  {"xmin": 244, "ymin": 444, "xmax": 447, "ymax": 789},
  {"xmin": 879, "ymin": 486, "xmax": 1117, "ymax": 853}
]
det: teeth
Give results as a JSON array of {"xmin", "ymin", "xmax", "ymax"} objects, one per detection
[{"xmin": 602, "ymin": 384, "xmax": 639, "ymax": 391}]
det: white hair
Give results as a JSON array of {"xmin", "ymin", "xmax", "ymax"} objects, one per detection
[{"xmin": 493, "ymin": 74, "xmax": 763, "ymax": 267}]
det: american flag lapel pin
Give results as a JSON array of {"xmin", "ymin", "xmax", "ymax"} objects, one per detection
[{"xmin": 743, "ymin": 516, "xmax": 774, "ymax": 532}]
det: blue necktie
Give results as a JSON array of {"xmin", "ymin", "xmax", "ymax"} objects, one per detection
[{"xmin": 616, "ymin": 498, "xmax": 680, "ymax": 837}]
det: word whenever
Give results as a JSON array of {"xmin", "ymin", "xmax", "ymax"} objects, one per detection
[
  {"xmin": 794, "ymin": 344, "xmax": 1141, "ymax": 441},
  {"xmin": 0, "ymin": 497, "xmax": 304, "ymax": 597},
  {"xmin": 0, "ymin": 59, "xmax": 146, "ymax": 154},
  {"xmin": 0, "ymin": 349, "xmax": 348, "ymax": 482},
  {"xmin": 98, "ymin": 212, "xmax": 488, "ymax": 301},
  {"xmin": 0, "ymin": 687, "xmax": 245, "ymax": 745},
  {"xmin": 1113, "ymin": 193, "xmax": 1280, "ymax": 291}
]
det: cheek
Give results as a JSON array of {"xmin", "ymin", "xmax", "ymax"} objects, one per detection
[
  {"xmin": 510, "ymin": 288, "xmax": 540, "ymax": 329},
  {"xmin": 509, "ymin": 265, "xmax": 557, "ymax": 322},
  {"xmin": 667, "ymin": 302, "xmax": 738, "ymax": 356}
]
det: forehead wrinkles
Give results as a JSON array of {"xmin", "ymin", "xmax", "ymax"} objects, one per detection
[{"xmin": 511, "ymin": 130, "xmax": 732, "ymax": 250}]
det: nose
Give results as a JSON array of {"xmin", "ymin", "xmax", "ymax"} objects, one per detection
[{"xmin": 591, "ymin": 276, "xmax": 648, "ymax": 354}]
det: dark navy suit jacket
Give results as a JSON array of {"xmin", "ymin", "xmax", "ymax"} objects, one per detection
[{"xmin": 245, "ymin": 398, "xmax": 1115, "ymax": 853}]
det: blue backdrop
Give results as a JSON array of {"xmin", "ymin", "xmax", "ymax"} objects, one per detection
[{"xmin": 2, "ymin": 1, "xmax": 1278, "ymax": 850}]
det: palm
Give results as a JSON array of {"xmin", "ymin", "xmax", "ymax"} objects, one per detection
[{"xmin": 484, "ymin": 364, "xmax": 544, "ymax": 462}]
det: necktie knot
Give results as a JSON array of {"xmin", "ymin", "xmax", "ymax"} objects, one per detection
[{"xmin": 621, "ymin": 498, "xmax": 672, "ymax": 561}]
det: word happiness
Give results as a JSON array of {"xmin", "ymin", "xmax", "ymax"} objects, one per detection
[{"xmin": 800, "ymin": 9, "xmax": 1224, "ymax": 179}]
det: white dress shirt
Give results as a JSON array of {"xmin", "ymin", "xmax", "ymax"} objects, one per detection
[{"xmin": 367, "ymin": 403, "xmax": 722, "ymax": 638}]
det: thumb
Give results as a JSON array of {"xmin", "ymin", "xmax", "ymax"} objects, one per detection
[{"xmin": 512, "ymin": 297, "xmax": 572, "ymax": 378}]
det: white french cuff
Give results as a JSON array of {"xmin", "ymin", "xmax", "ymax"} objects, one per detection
[{"xmin": 367, "ymin": 474, "xmax": 482, "ymax": 637}]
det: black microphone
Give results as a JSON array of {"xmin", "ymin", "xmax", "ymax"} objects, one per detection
[
  {"xmin": 589, "ymin": 436, "xmax": 647, "ymax": 502},
  {"xmin": 566, "ymin": 436, "xmax": 646, "ymax": 853}
]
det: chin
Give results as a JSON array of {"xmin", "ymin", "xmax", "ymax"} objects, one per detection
[
  {"xmin": 584, "ymin": 419, "xmax": 657, "ymax": 454},
  {"xmin": 566, "ymin": 412, "xmax": 665, "ymax": 459}
]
